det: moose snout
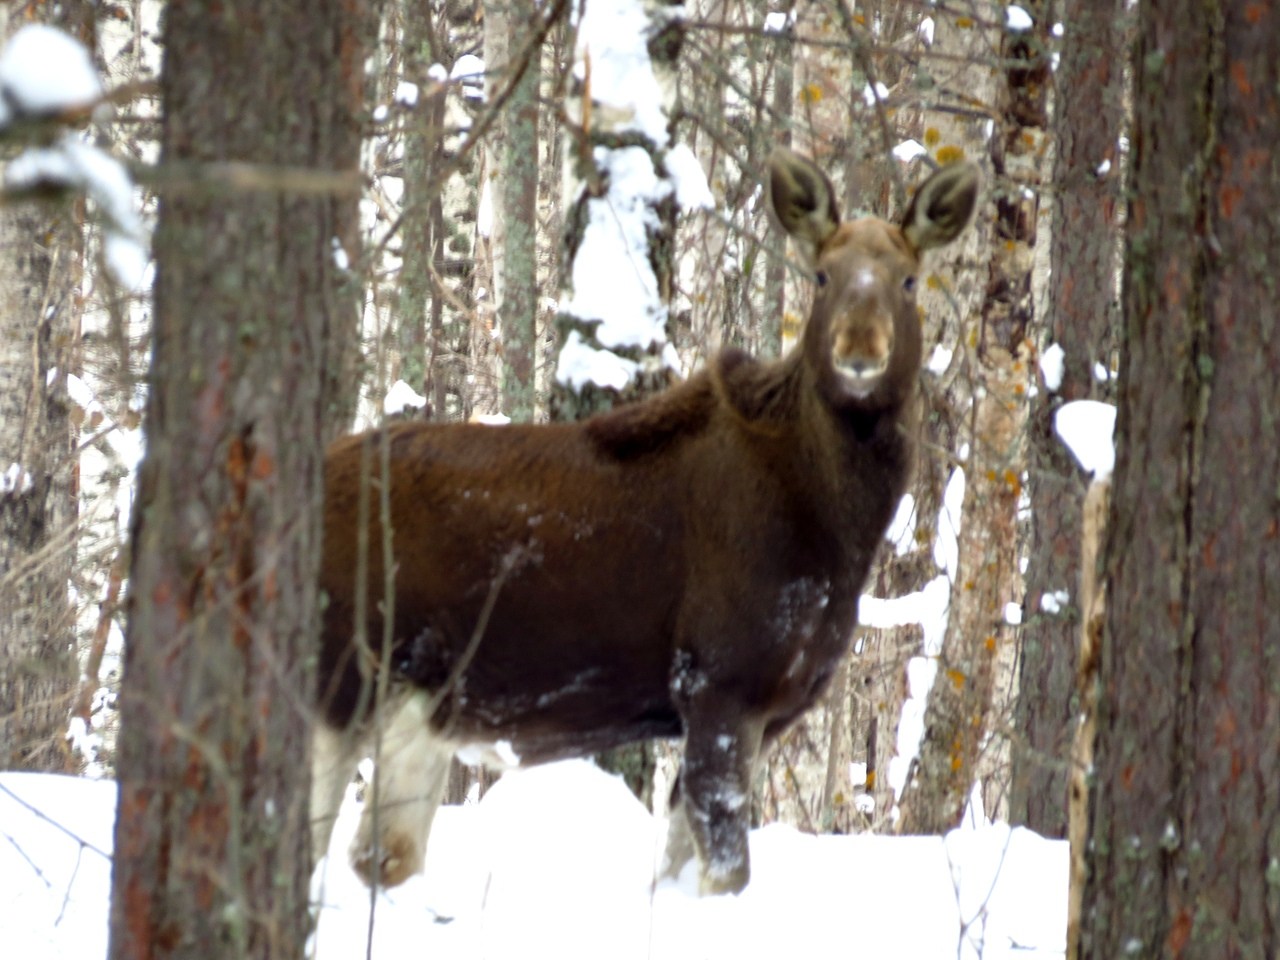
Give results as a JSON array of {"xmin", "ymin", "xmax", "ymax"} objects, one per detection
[{"xmin": 831, "ymin": 317, "xmax": 893, "ymax": 390}]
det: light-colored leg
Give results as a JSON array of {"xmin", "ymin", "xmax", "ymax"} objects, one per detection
[
  {"xmin": 349, "ymin": 691, "xmax": 453, "ymax": 888},
  {"xmin": 311, "ymin": 721, "xmax": 359, "ymax": 869},
  {"xmin": 659, "ymin": 782, "xmax": 697, "ymax": 883}
]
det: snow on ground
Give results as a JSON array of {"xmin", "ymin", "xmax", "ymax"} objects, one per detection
[{"xmin": 2, "ymin": 760, "xmax": 1067, "ymax": 959}]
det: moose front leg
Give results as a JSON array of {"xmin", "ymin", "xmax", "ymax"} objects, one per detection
[
  {"xmin": 662, "ymin": 699, "xmax": 763, "ymax": 895},
  {"xmin": 349, "ymin": 690, "xmax": 453, "ymax": 888}
]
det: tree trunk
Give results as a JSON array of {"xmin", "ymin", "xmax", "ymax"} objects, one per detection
[
  {"xmin": 1011, "ymin": 0, "xmax": 1123, "ymax": 838},
  {"xmin": 107, "ymin": 2, "xmax": 371, "ymax": 957},
  {"xmin": 1081, "ymin": 2, "xmax": 1280, "ymax": 956},
  {"xmin": 0, "ymin": 204, "xmax": 80, "ymax": 772},
  {"xmin": 487, "ymin": 0, "xmax": 541, "ymax": 421}
]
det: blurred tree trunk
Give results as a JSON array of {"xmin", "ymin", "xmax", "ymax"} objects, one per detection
[
  {"xmin": 107, "ymin": 2, "xmax": 372, "ymax": 957},
  {"xmin": 1080, "ymin": 1, "xmax": 1280, "ymax": 956},
  {"xmin": 0, "ymin": 5, "xmax": 91, "ymax": 774},
  {"xmin": 399, "ymin": 6, "xmax": 453, "ymax": 419},
  {"xmin": 1010, "ymin": 0, "xmax": 1122, "ymax": 838},
  {"xmin": 899, "ymin": 3, "xmax": 1049, "ymax": 833}
]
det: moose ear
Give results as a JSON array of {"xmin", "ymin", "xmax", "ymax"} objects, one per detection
[
  {"xmin": 767, "ymin": 148, "xmax": 842, "ymax": 267},
  {"xmin": 901, "ymin": 161, "xmax": 980, "ymax": 252}
]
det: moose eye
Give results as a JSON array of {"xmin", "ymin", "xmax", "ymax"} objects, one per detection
[
  {"xmin": 903, "ymin": 275, "xmax": 917, "ymax": 294},
  {"xmin": 816, "ymin": 270, "xmax": 829, "ymax": 288}
]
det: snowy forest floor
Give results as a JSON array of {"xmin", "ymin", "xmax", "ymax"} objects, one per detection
[{"xmin": 2, "ymin": 760, "xmax": 1067, "ymax": 959}]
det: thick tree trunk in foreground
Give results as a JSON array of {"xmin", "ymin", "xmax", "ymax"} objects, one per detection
[
  {"xmin": 107, "ymin": 3, "xmax": 369, "ymax": 957},
  {"xmin": 1080, "ymin": 2, "xmax": 1280, "ymax": 956}
]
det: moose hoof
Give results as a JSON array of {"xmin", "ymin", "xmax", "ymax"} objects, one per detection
[
  {"xmin": 349, "ymin": 830, "xmax": 423, "ymax": 888},
  {"xmin": 699, "ymin": 859, "xmax": 750, "ymax": 897}
]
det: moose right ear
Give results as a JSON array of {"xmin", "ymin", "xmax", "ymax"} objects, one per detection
[{"xmin": 767, "ymin": 148, "xmax": 842, "ymax": 268}]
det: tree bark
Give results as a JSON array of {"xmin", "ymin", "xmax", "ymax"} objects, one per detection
[
  {"xmin": 1081, "ymin": 1, "xmax": 1280, "ymax": 956},
  {"xmin": 1011, "ymin": 0, "xmax": 1123, "ymax": 838},
  {"xmin": 107, "ymin": 2, "xmax": 371, "ymax": 957}
]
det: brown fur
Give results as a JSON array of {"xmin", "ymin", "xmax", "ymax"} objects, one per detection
[{"xmin": 312, "ymin": 150, "xmax": 980, "ymax": 895}]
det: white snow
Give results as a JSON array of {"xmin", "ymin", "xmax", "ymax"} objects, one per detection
[
  {"xmin": 862, "ymin": 81, "xmax": 890, "ymax": 106},
  {"xmin": 574, "ymin": 0, "xmax": 670, "ymax": 144},
  {"xmin": 1006, "ymin": 5, "xmax": 1034, "ymax": 31},
  {"xmin": 556, "ymin": 146, "xmax": 671, "ymax": 360},
  {"xmin": 383, "ymin": 379, "xmax": 427, "ymax": 416},
  {"xmin": 0, "ymin": 25, "xmax": 101, "ymax": 125},
  {"xmin": 1004, "ymin": 602, "xmax": 1023, "ymax": 625},
  {"xmin": 935, "ymin": 467, "xmax": 966, "ymax": 582},
  {"xmin": 893, "ymin": 139, "xmax": 929, "ymax": 163},
  {"xmin": 451, "ymin": 53, "xmax": 485, "ymax": 98},
  {"xmin": 664, "ymin": 143, "xmax": 715, "ymax": 211},
  {"xmin": 763, "ymin": 11, "xmax": 795, "ymax": 33},
  {"xmin": 1054, "ymin": 401, "xmax": 1117, "ymax": 479},
  {"xmin": 393, "ymin": 80, "xmax": 419, "ymax": 107},
  {"xmin": 5, "ymin": 134, "xmax": 149, "ymax": 291},
  {"xmin": 2, "ymin": 762, "xmax": 1068, "ymax": 960},
  {"xmin": 1039, "ymin": 342, "xmax": 1064, "ymax": 392},
  {"xmin": 2, "ymin": 461, "xmax": 35, "ymax": 495},
  {"xmin": 885, "ymin": 493, "xmax": 917, "ymax": 556},
  {"xmin": 556, "ymin": 329, "xmax": 640, "ymax": 392},
  {"xmin": 927, "ymin": 344, "xmax": 954, "ymax": 375},
  {"xmin": 1040, "ymin": 589, "xmax": 1070, "ymax": 615}
]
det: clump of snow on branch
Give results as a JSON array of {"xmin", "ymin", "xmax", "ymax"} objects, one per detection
[
  {"xmin": 0, "ymin": 26, "xmax": 149, "ymax": 291},
  {"xmin": 556, "ymin": 1, "xmax": 714, "ymax": 393},
  {"xmin": 1005, "ymin": 5, "xmax": 1034, "ymax": 31},
  {"xmin": 665, "ymin": 143, "xmax": 714, "ymax": 211},
  {"xmin": 451, "ymin": 54, "xmax": 484, "ymax": 100},
  {"xmin": 893, "ymin": 139, "xmax": 928, "ymax": 163},
  {"xmin": 557, "ymin": 329, "xmax": 640, "ymax": 392},
  {"xmin": 1054, "ymin": 400, "xmax": 1117, "ymax": 479},
  {"xmin": 558, "ymin": 146, "xmax": 672, "ymax": 354},
  {"xmin": 0, "ymin": 24, "xmax": 101, "ymax": 125},
  {"xmin": 1039, "ymin": 342, "xmax": 1065, "ymax": 392},
  {"xmin": 574, "ymin": 0, "xmax": 669, "ymax": 144},
  {"xmin": 384, "ymin": 380, "xmax": 428, "ymax": 416},
  {"xmin": 2, "ymin": 462, "xmax": 35, "ymax": 496}
]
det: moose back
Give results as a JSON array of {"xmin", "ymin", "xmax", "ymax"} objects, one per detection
[{"xmin": 311, "ymin": 148, "xmax": 979, "ymax": 896}]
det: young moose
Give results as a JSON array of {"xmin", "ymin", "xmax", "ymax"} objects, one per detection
[{"xmin": 312, "ymin": 149, "xmax": 979, "ymax": 895}]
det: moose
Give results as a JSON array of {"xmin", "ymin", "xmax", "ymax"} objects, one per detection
[{"xmin": 311, "ymin": 148, "xmax": 979, "ymax": 896}]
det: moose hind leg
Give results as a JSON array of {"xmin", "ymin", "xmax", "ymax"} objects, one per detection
[
  {"xmin": 349, "ymin": 691, "xmax": 452, "ymax": 888},
  {"xmin": 664, "ymin": 702, "xmax": 763, "ymax": 896}
]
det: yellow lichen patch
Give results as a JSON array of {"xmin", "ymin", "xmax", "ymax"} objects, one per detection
[
  {"xmin": 924, "ymin": 126, "xmax": 941, "ymax": 147},
  {"xmin": 936, "ymin": 144, "xmax": 967, "ymax": 165},
  {"xmin": 947, "ymin": 668, "xmax": 967, "ymax": 689},
  {"xmin": 801, "ymin": 83, "xmax": 824, "ymax": 104}
]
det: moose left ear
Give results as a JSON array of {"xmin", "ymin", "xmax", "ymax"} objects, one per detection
[{"xmin": 901, "ymin": 161, "xmax": 981, "ymax": 252}]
